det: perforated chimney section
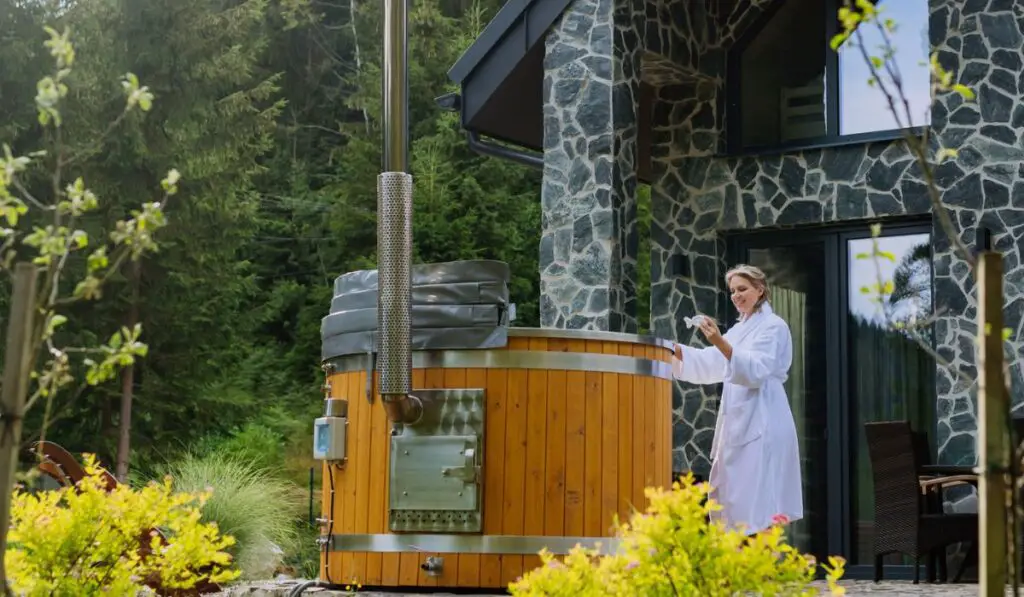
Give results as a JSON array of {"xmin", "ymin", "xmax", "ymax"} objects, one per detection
[{"xmin": 377, "ymin": 0, "xmax": 420, "ymax": 424}]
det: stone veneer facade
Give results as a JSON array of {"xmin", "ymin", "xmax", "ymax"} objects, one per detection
[{"xmin": 540, "ymin": 0, "xmax": 1024, "ymax": 475}]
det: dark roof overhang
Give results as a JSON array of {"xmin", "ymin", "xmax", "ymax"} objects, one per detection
[{"xmin": 445, "ymin": 0, "xmax": 654, "ymax": 182}]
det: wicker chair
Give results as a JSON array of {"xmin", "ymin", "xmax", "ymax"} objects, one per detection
[{"xmin": 864, "ymin": 421, "xmax": 978, "ymax": 583}]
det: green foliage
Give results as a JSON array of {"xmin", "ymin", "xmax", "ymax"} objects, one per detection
[
  {"xmin": 197, "ymin": 422, "xmax": 287, "ymax": 475},
  {"xmin": 188, "ymin": 414, "xmax": 319, "ymax": 492},
  {"xmin": 636, "ymin": 184, "xmax": 651, "ymax": 333},
  {"xmin": 0, "ymin": 21, "xmax": 177, "ymax": 429},
  {"xmin": 4, "ymin": 0, "xmax": 285, "ymax": 468},
  {"xmin": 74, "ymin": 0, "xmax": 282, "ymax": 455},
  {"xmin": 287, "ymin": 522, "xmax": 322, "ymax": 580},
  {"xmin": 152, "ymin": 452, "xmax": 305, "ymax": 581},
  {"xmin": 509, "ymin": 475, "xmax": 846, "ymax": 597},
  {"xmin": 6, "ymin": 454, "xmax": 239, "ymax": 595},
  {"xmin": 247, "ymin": 0, "xmax": 541, "ymax": 341},
  {"xmin": 1, "ymin": 0, "xmax": 544, "ymax": 533}
]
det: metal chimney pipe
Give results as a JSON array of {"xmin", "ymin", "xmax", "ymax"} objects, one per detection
[
  {"xmin": 378, "ymin": 0, "xmax": 421, "ymax": 424},
  {"xmin": 383, "ymin": 0, "xmax": 408, "ymax": 173}
]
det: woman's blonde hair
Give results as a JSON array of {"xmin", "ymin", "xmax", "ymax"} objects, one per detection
[{"xmin": 725, "ymin": 264, "xmax": 770, "ymax": 312}]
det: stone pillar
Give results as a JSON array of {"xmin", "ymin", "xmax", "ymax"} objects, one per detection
[{"xmin": 538, "ymin": 0, "xmax": 644, "ymax": 332}]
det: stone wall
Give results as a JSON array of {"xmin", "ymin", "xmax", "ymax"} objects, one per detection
[
  {"xmin": 537, "ymin": 0, "xmax": 1024, "ymax": 475},
  {"xmin": 650, "ymin": 0, "xmax": 1024, "ymax": 475},
  {"xmin": 538, "ymin": 0, "xmax": 646, "ymax": 333},
  {"xmin": 927, "ymin": 0, "xmax": 1024, "ymax": 461},
  {"xmin": 537, "ymin": 0, "xmax": 777, "ymax": 336},
  {"xmin": 646, "ymin": 0, "xmax": 778, "ymax": 474},
  {"xmin": 636, "ymin": 0, "xmax": 775, "ymax": 474}
]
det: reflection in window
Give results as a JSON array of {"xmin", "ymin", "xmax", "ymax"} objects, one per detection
[
  {"xmin": 849, "ymin": 234, "xmax": 933, "ymax": 326},
  {"xmin": 731, "ymin": 0, "xmax": 931, "ymax": 151},
  {"xmin": 848, "ymin": 233, "xmax": 936, "ymax": 566},
  {"xmin": 839, "ymin": 0, "xmax": 931, "ymax": 135},
  {"xmin": 739, "ymin": 0, "xmax": 825, "ymax": 147}
]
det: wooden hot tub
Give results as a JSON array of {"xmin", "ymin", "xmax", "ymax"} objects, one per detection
[{"xmin": 317, "ymin": 327, "xmax": 674, "ymax": 589}]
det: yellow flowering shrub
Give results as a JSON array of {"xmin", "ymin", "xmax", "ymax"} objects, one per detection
[
  {"xmin": 6, "ymin": 454, "xmax": 241, "ymax": 596},
  {"xmin": 510, "ymin": 475, "xmax": 846, "ymax": 597}
]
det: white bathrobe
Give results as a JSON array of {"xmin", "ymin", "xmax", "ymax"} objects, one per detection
[{"xmin": 673, "ymin": 303, "xmax": 803, "ymax": 535}]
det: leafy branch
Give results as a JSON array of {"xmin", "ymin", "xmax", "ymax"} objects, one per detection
[
  {"xmin": 832, "ymin": 0, "xmax": 976, "ymax": 272},
  {"xmin": 831, "ymin": 0, "xmax": 1014, "ymax": 372},
  {"xmin": 0, "ymin": 27, "xmax": 179, "ymax": 421},
  {"xmin": 833, "ymin": 0, "xmax": 1019, "ymax": 588},
  {"xmin": 0, "ymin": 24, "xmax": 180, "ymax": 592}
]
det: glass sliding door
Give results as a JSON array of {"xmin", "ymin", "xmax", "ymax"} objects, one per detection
[
  {"xmin": 729, "ymin": 238, "xmax": 837, "ymax": 561},
  {"xmin": 727, "ymin": 219, "xmax": 935, "ymax": 577},
  {"xmin": 843, "ymin": 231, "xmax": 936, "ymax": 566}
]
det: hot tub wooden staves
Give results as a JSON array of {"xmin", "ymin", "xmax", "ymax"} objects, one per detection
[{"xmin": 317, "ymin": 328, "xmax": 674, "ymax": 589}]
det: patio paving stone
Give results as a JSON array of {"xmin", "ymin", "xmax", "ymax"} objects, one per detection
[{"xmin": 214, "ymin": 579, "xmax": 1011, "ymax": 596}]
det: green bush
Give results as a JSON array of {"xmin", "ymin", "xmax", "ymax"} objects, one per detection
[
  {"xmin": 153, "ymin": 452, "xmax": 304, "ymax": 580},
  {"xmin": 195, "ymin": 422, "xmax": 286, "ymax": 474},
  {"xmin": 7, "ymin": 455, "xmax": 239, "ymax": 595},
  {"xmin": 509, "ymin": 475, "xmax": 846, "ymax": 597},
  {"xmin": 193, "ymin": 412, "xmax": 319, "ymax": 490},
  {"xmin": 281, "ymin": 521, "xmax": 322, "ymax": 580}
]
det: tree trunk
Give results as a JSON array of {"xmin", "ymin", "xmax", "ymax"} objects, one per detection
[
  {"xmin": 101, "ymin": 393, "xmax": 115, "ymax": 461},
  {"xmin": 115, "ymin": 260, "xmax": 141, "ymax": 482},
  {"xmin": 350, "ymin": 0, "xmax": 369, "ymax": 132},
  {"xmin": 0, "ymin": 264, "xmax": 39, "ymax": 592}
]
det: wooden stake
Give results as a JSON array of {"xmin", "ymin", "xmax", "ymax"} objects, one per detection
[
  {"xmin": 0, "ymin": 263, "xmax": 38, "ymax": 590},
  {"xmin": 978, "ymin": 251, "xmax": 1007, "ymax": 596}
]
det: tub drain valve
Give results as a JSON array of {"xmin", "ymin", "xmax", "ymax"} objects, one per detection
[{"xmin": 420, "ymin": 556, "xmax": 443, "ymax": 577}]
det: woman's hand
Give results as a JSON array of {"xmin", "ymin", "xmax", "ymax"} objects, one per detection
[
  {"xmin": 699, "ymin": 318, "xmax": 733, "ymax": 359},
  {"xmin": 674, "ymin": 342, "xmax": 683, "ymax": 362},
  {"xmin": 698, "ymin": 317, "xmax": 722, "ymax": 343}
]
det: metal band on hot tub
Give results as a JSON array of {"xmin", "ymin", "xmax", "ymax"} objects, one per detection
[
  {"xmin": 324, "ymin": 350, "xmax": 674, "ymax": 380},
  {"xmin": 323, "ymin": 533, "xmax": 622, "ymax": 556},
  {"xmin": 506, "ymin": 328, "xmax": 675, "ymax": 350}
]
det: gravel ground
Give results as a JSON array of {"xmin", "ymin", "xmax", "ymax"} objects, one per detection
[{"xmin": 210, "ymin": 579, "xmax": 1005, "ymax": 596}]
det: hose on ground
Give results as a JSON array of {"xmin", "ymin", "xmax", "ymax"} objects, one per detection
[{"xmin": 286, "ymin": 580, "xmax": 345, "ymax": 597}]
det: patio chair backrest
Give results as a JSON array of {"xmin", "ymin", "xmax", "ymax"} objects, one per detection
[{"xmin": 864, "ymin": 420, "xmax": 922, "ymax": 547}]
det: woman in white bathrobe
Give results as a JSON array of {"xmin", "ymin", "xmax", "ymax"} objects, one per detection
[{"xmin": 672, "ymin": 264, "xmax": 803, "ymax": 536}]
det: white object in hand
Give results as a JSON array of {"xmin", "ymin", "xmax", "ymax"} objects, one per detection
[{"xmin": 683, "ymin": 314, "xmax": 706, "ymax": 329}]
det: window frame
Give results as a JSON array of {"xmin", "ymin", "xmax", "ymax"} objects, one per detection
[{"xmin": 723, "ymin": 0, "xmax": 929, "ymax": 156}]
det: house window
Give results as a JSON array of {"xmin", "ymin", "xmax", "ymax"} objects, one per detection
[{"xmin": 729, "ymin": 0, "xmax": 931, "ymax": 152}]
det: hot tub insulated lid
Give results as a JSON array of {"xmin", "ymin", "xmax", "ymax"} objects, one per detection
[{"xmin": 321, "ymin": 259, "xmax": 513, "ymax": 361}]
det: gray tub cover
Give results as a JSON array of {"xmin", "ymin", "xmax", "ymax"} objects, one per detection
[{"xmin": 321, "ymin": 260, "xmax": 512, "ymax": 360}]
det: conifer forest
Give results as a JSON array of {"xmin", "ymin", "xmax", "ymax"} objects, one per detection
[{"xmin": 0, "ymin": 0, "xmax": 653, "ymax": 578}]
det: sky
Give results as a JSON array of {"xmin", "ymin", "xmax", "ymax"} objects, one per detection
[
  {"xmin": 847, "ymin": 233, "xmax": 932, "ymax": 325},
  {"xmin": 840, "ymin": 2, "xmax": 932, "ymax": 324},
  {"xmin": 838, "ymin": 0, "xmax": 932, "ymax": 134}
]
